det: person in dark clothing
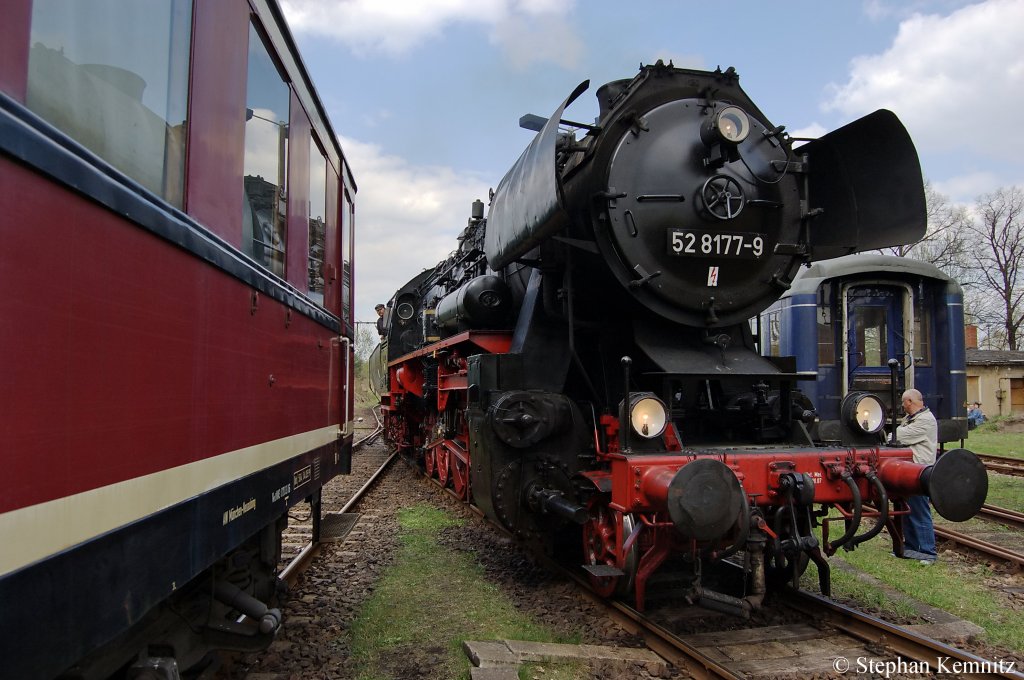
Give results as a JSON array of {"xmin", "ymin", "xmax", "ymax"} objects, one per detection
[{"xmin": 375, "ymin": 304, "xmax": 387, "ymax": 340}]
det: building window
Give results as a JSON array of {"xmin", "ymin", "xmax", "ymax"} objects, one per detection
[
  {"xmin": 26, "ymin": 0, "xmax": 192, "ymax": 206},
  {"xmin": 308, "ymin": 134, "xmax": 327, "ymax": 305},
  {"xmin": 242, "ymin": 21, "xmax": 289, "ymax": 277}
]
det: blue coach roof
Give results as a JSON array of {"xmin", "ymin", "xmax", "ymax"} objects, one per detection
[{"xmin": 782, "ymin": 254, "xmax": 959, "ymax": 297}]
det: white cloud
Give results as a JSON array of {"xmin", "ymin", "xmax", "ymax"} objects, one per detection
[
  {"xmin": 342, "ymin": 137, "xmax": 491, "ymax": 321},
  {"xmin": 861, "ymin": 0, "xmax": 972, "ymax": 21},
  {"xmin": 788, "ymin": 122, "xmax": 829, "ymax": 144},
  {"xmin": 826, "ymin": 0, "xmax": 1024, "ymax": 161},
  {"xmin": 282, "ymin": 0, "xmax": 580, "ymax": 68},
  {"xmin": 932, "ymin": 171, "xmax": 1002, "ymax": 204},
  {"xmin": 490, "ymin": 13, "xmax": 583, "ymax": 70},
  {"xmin": 932, "ymin": 169, "xmax": 1024, "ymax": 204}
]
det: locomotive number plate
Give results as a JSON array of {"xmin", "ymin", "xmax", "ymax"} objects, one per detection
[{"xmin": 667, "ymin": 229, "xmax": 765, "ymax": 259}]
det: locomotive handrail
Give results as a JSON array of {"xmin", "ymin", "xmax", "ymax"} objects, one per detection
[{"xmin": 341, "ymin": 336, "xmax": 352, "ymax": 436}]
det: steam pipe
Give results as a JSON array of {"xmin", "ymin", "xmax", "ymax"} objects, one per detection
[
  {"xmin": 826, "ymin": 473, "xmax": 862, "ymax": 553},
  {"xmin": 527, "ymin": 486, "xmax": 588, "ymax": 524},
  {"xmin": 849, "ymin": 472, "xmax": 888, "ymax": 548}
]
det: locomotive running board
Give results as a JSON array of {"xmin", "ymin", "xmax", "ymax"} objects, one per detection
[{"xmin": 582, "ymin": 564, "xmax": 625, "ymax": 577}]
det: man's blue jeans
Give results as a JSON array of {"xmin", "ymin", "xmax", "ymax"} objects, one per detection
[{"xmin": 902, "ymin": 495, "xmax": 937, "ymax": 559}]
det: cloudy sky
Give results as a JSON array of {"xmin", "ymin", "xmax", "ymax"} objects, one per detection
[{"xmin": 279, "ymin": 0, "xmax": 1024, "ymax": 323}]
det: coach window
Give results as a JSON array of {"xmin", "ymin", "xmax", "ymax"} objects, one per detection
[
  {"xmin": 242, "ymin": 21, "xmax": 290, "ymax": 278},
  {"xmin": 308, "ymin": 134, "xmax": 327, "ymax": 305},
  {"xmin": 766, "ymin": 312, "xmax": 781, "ymax": 357},
  {"xmin": 914, "ymin": 303, "xmax": 932, "ymax": 365},
  {"xmin": 817, "ymin": 318, "xmax": 835, "ymax": 365},
  {"xmin": 25, "ymin": 0, "xmax": 192, "ymax": 206},
  {"xmin": 341, "ymin": 190, "xmax": 354, "ymax": 327},
  {"xmin": 855, "ymin": 307, "xmax": 888, "ymax": 366}
]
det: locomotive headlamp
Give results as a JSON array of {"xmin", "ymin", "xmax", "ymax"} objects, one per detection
[
  {"xmin": 628, "ymin": 393, "xmax": 668, "ymax": 439},
  {"xmin": 701, "ymin": 105, "xmax": 751, "ymax": 146},
  {"xmin": 842, "ymin": 392, "xmax": 887, "ymax": 434},
  {"xmin": 396, "ymin": 301, "xmax": 415, "ymax": 320}
]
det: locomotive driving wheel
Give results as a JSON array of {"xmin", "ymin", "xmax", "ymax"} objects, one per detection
[
  {"xmin": 435, "ymin": 445, "xmax": 450, "ymax": 486},
  {"xmin": 450, "ymin": 451, "xmax": 470, "ymax": 500},
  {"xmin": 423, "ymin": 447, "xmax": 436, "ymax": 478},
  {"xmin": 582, "ymin": 497, "xmax": 638, "ymax": 598}
]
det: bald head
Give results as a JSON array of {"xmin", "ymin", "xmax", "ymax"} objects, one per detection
[{"xmin": 902, "ymin": 389, "xmax": 924, "ymax": 415}]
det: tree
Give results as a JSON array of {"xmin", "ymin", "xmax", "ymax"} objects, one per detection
[
  {"xmin": 353, "ymin": 321, "xmax": 379, "ymax": 364},
  {"xmin": 878, "ymin": 181, "xmax": 970, "ymax": 277},
  {"xmin": 964, "ymin": 187, "xmax": 1024, "ymax": 350}
]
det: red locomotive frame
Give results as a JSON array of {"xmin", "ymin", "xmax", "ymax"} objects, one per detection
[{"xmin": 383, "ymin": 330, "xmax": 973, "ymax": 611}]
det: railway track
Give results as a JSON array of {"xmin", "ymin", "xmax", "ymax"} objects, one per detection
[
  {"xmin": 978, "ymin": 453, "xmax": 1024, "ymax": 478},
  {"xmin": 410, "ymin": 457, "xmax": 1023, "ymax": 679},
  {"xmin": 935, "ymin": 524, "xmax": 1024, "ymax": 570},
  {"xmin": 279, "ymin": 410, "xmax": 391, "ymax": 586},
  {"xmin": 562, "ymin": 561, "xmax": 1024, "ymax": 679},
  {"xmin": 978, "ymin": 503, "xmax": 1024, "ymax": 530}
]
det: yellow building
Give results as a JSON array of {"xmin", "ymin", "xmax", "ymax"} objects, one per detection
[{"xmin": 966, "ymin": 349, "xmax": 1024, "ymax": 417}]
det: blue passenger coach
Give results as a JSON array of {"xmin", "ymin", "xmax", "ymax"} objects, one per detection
[{"xmin": 760, "ymin": 254, "xmax": 967, "ymax": 444}]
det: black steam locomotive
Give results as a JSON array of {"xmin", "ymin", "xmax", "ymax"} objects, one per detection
[{"xmin": 372, "ymin": 62, "xmax": 986, "ymax": 613}]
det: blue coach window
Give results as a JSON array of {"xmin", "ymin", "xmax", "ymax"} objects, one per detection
[
  {"xmin": 242, "ymin": 20, "xmax": 290, "ymax": 278},
  {"xmin": 914, "ymin": 304, "xmax": 932, "ymax": 365},
  {"xmin": 818, "ymin": 318, "xmax": 835, "ymax": 365},
  {"xmin": 26, "ymin": 0, "xmax": 192, "ymax": 207}
]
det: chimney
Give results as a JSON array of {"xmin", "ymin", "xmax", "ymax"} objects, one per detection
[{"xmin": 965, "ymin": 324, "xmax": 978, "ymax": 350}]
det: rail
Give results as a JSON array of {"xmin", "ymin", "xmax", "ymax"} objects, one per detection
[
  {"xmin": 279, "ymin": 411, "xmax": 389, "ymax": 586},
  {"xmin": 782, "ymin": 590, "xmax": 1024, "ymax": 680},
  {"xmin": 977, "ymin": 453, "xmax": 1024, "ymax": 478},
  {"xmin": 934, "ymin": 524, "xmax": 1024, "ymax": 570},
  {"xmin": 978, "ymin": 503, "xmax": 1024, "ymax": 530}
]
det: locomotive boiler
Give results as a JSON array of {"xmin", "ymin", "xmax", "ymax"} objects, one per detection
[{"xmin": 374, "ymin": 62, "xmax": 987, "ymax": 613}]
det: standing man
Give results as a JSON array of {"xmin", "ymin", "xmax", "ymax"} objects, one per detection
[
  {"xmin": 896, "ymin": 388, "xmax": 938, "ymax": 565},
  {"xmin": 375, "ymin": 304, "xmax": 387, "ymax": 340}
]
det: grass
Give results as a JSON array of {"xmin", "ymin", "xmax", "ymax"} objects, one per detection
[
  {"xmin": 983, "ymin": 472, "xmax": 1024, "ymax": 512},
  {"xmin": 964, "ymin": 418, "xmax": 1024, "ymax": 459},
  {"xmin": 804, "ymin": 516, "xmax": 1024, "ymax": 654},
  {"xmin": 346, "ymin": 505, "xmax": 584, "ymax": 680}
]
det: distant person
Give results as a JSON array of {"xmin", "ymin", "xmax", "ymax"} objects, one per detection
[
  {"xmin": 896, "ymin": 389, "xmax": 938, "ymax": 565},
  {"xmin": 967, "ymin": 402, "xmax": 986, "ymax": 430},
  {"xmin": 375, "ymin": 303, "xmax": 387, "ymax": 340}
]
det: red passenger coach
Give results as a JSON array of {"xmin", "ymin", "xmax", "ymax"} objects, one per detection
[{"xmin": 0, "ymin": 1, "xmax": 356, "ymax": 678}]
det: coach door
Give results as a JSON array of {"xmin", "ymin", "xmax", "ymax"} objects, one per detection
[{"xmin": 843, "ymin": 284, "xmax": 914, "ymax": 411}]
